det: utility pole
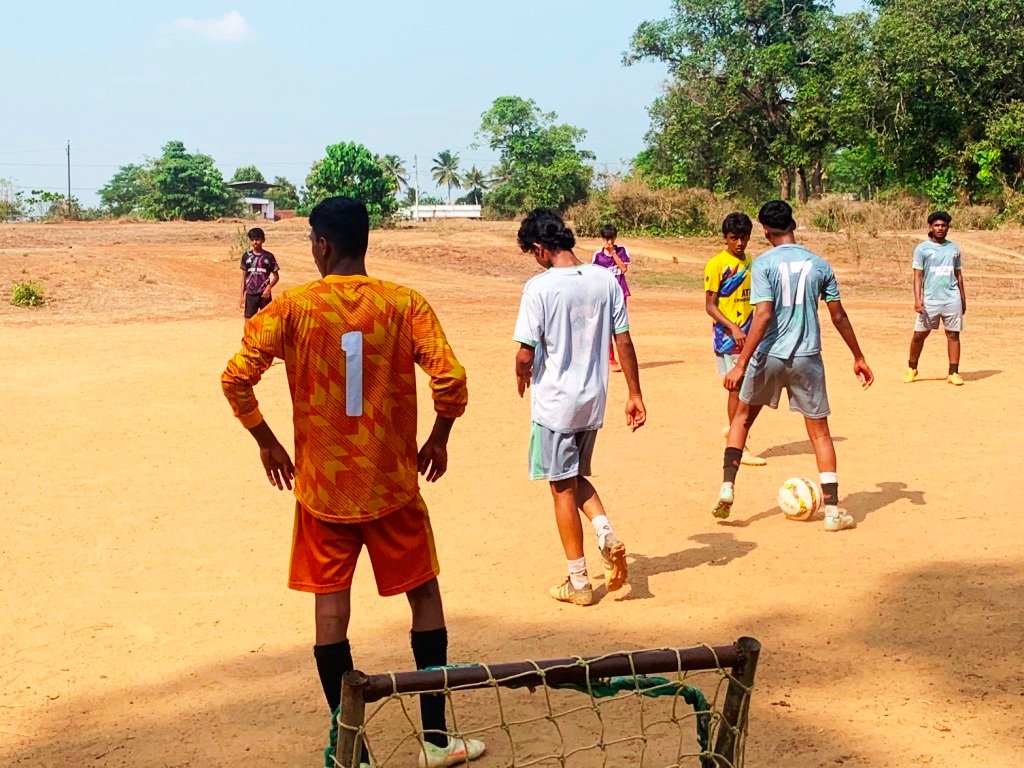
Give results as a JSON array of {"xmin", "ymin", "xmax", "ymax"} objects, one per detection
[
  {"xmin": 413, "ymin": 154, "xmax": 420, "ymax": 208},
  {"xmin": 66, "ymin": 141, "xmax": 71, "ymax": 202}
]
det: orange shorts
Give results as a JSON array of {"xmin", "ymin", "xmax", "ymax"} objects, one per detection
[{"xmin": 288, "ymin": 494, "xmax": 440, "ymax": 595}]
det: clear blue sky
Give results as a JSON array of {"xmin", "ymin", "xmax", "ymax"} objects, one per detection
[{"xmin": 1, "ymin": 1, "xmax": 867, "ymax": 206}]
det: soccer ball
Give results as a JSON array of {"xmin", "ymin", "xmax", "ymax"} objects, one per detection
[{"xmin": 778, "ymin": 477, "xmax": 822, "ymax": 521}]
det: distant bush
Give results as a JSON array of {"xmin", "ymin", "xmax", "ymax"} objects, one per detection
[
  {"xmin": 11, "ymin": 281, "xmax": 45, "ymax": 307},
  {"xmin": 569, "ymin": 180, "xmax": 734, "ymax": 237},
  {"xmin": 797, "ymin": 194, "xmax": 1000, "ymax": 234}
]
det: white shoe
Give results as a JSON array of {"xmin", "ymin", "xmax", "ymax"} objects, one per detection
[
  {"xmin": 712, "ymin": 483, "xmax": 734, "ymax": 519},
  {"xmin": 824, "ymin": 512, "xmax": 855, "ymax": 532},
  {"xmin": 417, "ymin": 737, "xmax": 487, "ymax": 768},
  {"xmin": 740, "ymin": 447, "xmax": 766, "ymax": 466}
]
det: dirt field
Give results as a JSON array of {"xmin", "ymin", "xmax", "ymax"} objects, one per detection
[{"xmin": 1, "ymin": 218, "xmax": 1021, "ymax": 767}]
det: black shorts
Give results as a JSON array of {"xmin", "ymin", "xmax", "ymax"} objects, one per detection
[{"xmin": 244, "ymin": 293, "xmax": 272, "ymax": 318}]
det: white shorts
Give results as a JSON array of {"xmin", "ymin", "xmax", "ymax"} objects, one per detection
[
  {"xmin": 915, "ymin": 303, "xmax": 963, "ymax": 332},
  {"xmin": 716, "ymin": 353, "xmax": 739, "ymax": 377}
]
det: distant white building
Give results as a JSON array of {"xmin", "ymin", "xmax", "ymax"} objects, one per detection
[
  {"xmin": 227, "ymin": 181, "xmax": 277, "ymax": 220},
  {"xmin": 399, "ymin": 204, "xmax": 482, "ymax": 220}
]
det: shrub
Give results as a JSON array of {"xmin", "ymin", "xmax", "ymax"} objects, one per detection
[
  {"xmin": 11, "ymin": 281, "xmax": 45, "ymax": 307},
  {"xmin": 568, "ymin": 180, "xmax": 733, "ymax": 237}
]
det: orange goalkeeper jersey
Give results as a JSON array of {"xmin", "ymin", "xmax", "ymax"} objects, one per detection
[{"xmin": 222, "ymin": 275, "xmax": 468, "ymax": 523}]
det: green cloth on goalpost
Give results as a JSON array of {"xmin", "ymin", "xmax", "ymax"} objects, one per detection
[{"xmin": 550, "ymin": 676, "xmax": 712, "ymax": 766}]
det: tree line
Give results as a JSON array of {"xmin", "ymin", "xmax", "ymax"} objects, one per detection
[
  {"xmin": 5, "ymin": 1, "xmax": 1020, "ymax": 224},
  {"xmin": 628, "ymin": 0, "xmax": 1024, "ymax": 208}
]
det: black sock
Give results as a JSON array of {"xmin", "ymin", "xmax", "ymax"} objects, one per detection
[
  {"xmin": 948, "ymin": 363, "xmax": 959, "ymax": 374},
  {"xmin": 314, "ymin": 641, "xmax": 370, "ymax": 764},
  {"xmin": 723, "ymin": 447, "xmax": 744, "ymax": 484},
  {"xmin": 314, "ymin": 640, "xmax": 353, "ymax": 712},
  {"xmin": 411, "ymin": 628, "xmax": 449, "ymax": 748},
  {"xmin": 908, "ymin": 359, "xmax": 918, "ymax": 369},
  {"xmin": 822, "ymin": 482, "xmax": 839, "ymax": 506}
]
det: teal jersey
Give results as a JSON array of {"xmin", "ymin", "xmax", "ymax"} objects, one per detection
[
  {"xmin": 912, "ymin": 240, "xmax": 961, "ymax": 306},
  {"xmin": 750, "ymin": 244, "xmax": 840, "ymax": 359}
]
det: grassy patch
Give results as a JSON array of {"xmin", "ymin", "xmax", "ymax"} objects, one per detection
[{"xmin": 11, "ymin": 281, "xmax": 45, "ymax": 307}]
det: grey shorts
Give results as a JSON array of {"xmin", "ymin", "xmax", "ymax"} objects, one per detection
[
  {"xmin": 716, "ymin": 353, "xmax": 739, "ymax": 377},
  {"xmin": 528, "ymin": 423, "xmax": 597, "ymax": 481},
  {"xmin": 915, "ymin": 303, "xmax": 963, "ymax": 332},
  {"xmin": 739, "ymin": 352, "xmax": 830, "ymax": 419}
]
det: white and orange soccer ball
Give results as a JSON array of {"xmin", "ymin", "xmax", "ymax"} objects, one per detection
[{"xmin": 778, "ymin": 477, "xmax": 823, "ymax": 521}]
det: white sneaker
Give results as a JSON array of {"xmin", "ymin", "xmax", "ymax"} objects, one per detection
[
  {"xmin": 712, "ymin": 483, "xmax": 734, "ymax": 519},
  {"xmin": 740, "ymin": 447, "xmax": 766, "ymax": 466},
  {"xmin": 824, "ymin": 512, "xmax": 855, "ymax": 532},
  {"xmin": 417, "ymin": 737, "xmax": 487, "ymax": 768}
]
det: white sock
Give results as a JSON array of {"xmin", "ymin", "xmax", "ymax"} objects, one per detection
[
  {"xmin": 567, "ymin": 557, "xmax": 588, "ymax": 589},
  {"xmin": 824, "ymin": 504, "xmax": 840, "ymax": 519},
  {"xmin": 590, "ymin": 515, "xmax": 613, "ymax": 549}
]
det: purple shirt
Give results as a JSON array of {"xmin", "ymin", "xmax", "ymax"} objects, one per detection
[
  {"xmin": 240, "ymin": 250, "xmax": 279, "ymax": 295},
  {"xmin": 592, "ymin": 245, "xmax": 631, "ymax": 299}
]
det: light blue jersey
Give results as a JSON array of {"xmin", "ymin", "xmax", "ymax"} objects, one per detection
[
  {"xmin": 750, "ymin": 244, "xmax": 840, "ymax": 359},
  {"xmin": 912, "ymin": 240, "xmax": 961, "ymax": 306}
]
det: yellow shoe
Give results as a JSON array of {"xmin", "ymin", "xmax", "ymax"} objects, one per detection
[
  {"xmin": 947, "ymin": 372, "xmax": 964, "ymax": 386},
  {"xmin": 903, "ymin": 368, "xmax": 918, "ymax": 384}
]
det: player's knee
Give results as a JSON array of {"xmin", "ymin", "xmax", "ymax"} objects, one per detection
[
  {"xmin": 805, "ymin": 416, "xmax": 830, "ymax": 438},
  {"xmin": 945, "ymin": 330, "xmax": 960, "ymax": 340}
]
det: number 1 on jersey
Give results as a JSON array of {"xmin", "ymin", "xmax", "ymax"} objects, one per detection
[
  {"xmin": 779, "ymin": 260, "xmax": 812, "ymax": 307},
  {"xmin": 340, "ymin": 331, "xmax": 363, "ymax": 416}
]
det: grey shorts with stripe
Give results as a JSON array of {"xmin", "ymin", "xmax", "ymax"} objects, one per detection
[
  {"xmin": 914, "ymin": 302, "xmax": 963, "ymax": 332},
  {"xmin": 739, "ymin": 352, "xmax": 830, "ymax": 419},
  {"xmin": 528, "ymin": 422, "xmax": 598, "ymax": 481}
]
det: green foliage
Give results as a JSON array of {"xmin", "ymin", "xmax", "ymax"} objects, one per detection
[
  {"xmin": 431, "ymin": 150, "xmax": 462, "ymax": 204},
  {"xmin": 0, "ymin": 178, "xmax": 24, "ymax": 221},
  {"xmin": 99, "ymin": 163, "xmax": 153, "ymax": 217},
  {"xmin": 266, "ymin": 176, "xmax": 301, "ymax": 210},
  {"xmin": 144, "ymin": 141, "xmax": 238, "ymax": 221},
  {"xmin": 628, "ymin": 0, "xmax": 847, "ymax": 200},
  {"xmin": 457, "ymin": 166, "xmax": 489, "ymax": 205},
  {"xmin": 26, "ymin": 190, "xmax": 82, "ymax": 221},
  {"xmin": 376, "ymin": 154, "xmax": 409, "ymax": 195},
  {"xmin": 230, "ymin": 165, "xmax": 266, "ymax": 184},
  {"xmin": 477, "ymin": 96, "xmax": 593, "ymax": 216},
  {"xmin": 11, "ymin": 280, "xmax": 45, "ymax": 307},
  {"xmin": 921, "ymin": 169, "xmax": 959, "ymax": 209},
  {"xmin": 302, "ymin": 141, "xmax": 398, "ymax": 226}
]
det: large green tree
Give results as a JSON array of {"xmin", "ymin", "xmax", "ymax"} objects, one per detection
[
  {"xmin": 628, "ymin": 0, "xmax": 837, "ymax": 200},
  {"xmin": 864, "ymin": 0, "xmax": 1024, "ymax": 196},
  {"xmin": 477, "ymin": 96, "xmax": 593, "ymax": 216},
  {"xmin": 145, "ymin": 141, "xmax": 237, "ymax": 220},
  {"xmin": 230, "ymin": 165, "xmax": 267, "ymax": 184},
  {"xmin": 303, "ymin": 141, "xmax": 398, "ymax": 225},
  {"xmin": 98, "ymin": 163, "xmax": 153, "ymax": 217}
]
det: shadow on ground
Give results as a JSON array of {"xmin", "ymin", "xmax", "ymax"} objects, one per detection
[{"xmin": 760, "ymin": 436, "xmax": 847, "ymax": 458}]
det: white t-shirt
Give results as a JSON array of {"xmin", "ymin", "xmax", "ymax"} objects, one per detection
[{"xmin": 513, "ymin": 263, "xmax": 629, "ymax": 432}]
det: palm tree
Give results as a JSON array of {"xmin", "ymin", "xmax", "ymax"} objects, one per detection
[
  {"xmin": 377, "ymin": 154, "xmax": 408, "ymax": 195},
  {"xmin": 431, "ymin": 150, "xmax": 462, "ymax": 204},
  {"xmin": 460, "ymin": 165, "xmax": 489, "ymax": 205}
]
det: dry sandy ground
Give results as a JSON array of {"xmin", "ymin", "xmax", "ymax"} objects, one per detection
[{"xmin": 1, "ymin": 219, "xmax": 1022, "ymax": 767}]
